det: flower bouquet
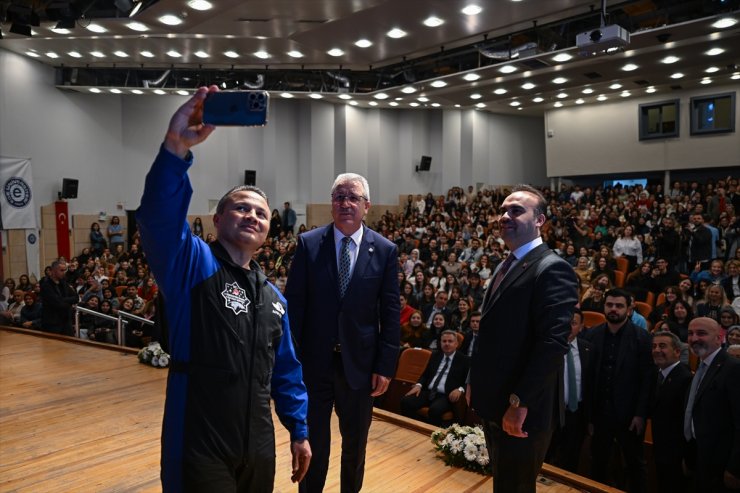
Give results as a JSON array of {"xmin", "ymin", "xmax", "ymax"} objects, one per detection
[
  {"xmin": 137, "ymin": 341, "xmax": 170, "ymax": 368},
  {"xmin": 430, "ymin": 423, "xmax": 490, "ymax": 475}
]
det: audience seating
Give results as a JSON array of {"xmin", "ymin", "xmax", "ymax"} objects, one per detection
[
  {"xmin": 644, "ymin": 291, "xmax": 655, "ymax": 307},
  {"xmin": 582, "ymin": 311, "xmax": 606, "ymax": 329},
  {"xmin": 382, "ymin": 348, "xmax": 432, "ymax": 415},
  {"xmin": 613, "ymin": 270, "xmax": 625, "ymax": 288},
  {"xmin": 655, "ymin": 293, "xmax": 666, "ymax": 307},
  {"xmin": 615, "ymin": 256, "xmax": 630, "ymax": 275},
  {"xmin": 634, "ymin": 301, "xmax": 652, "ymax": 319}
]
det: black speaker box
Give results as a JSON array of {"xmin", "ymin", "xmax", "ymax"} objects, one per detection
[
  {"xmin": 244, "ymin": 170, "xmax": 256, "ymax": 186},
  {"xmin": 62, "ymin": 178, "xmax": 79, "ymax": 199}
]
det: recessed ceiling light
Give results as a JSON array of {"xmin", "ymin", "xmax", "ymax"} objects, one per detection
[
  {"xmin": 110, "ymin": 88, "xmax": 122, "ymax": 94},
  {"xmin": 401, "ymin": 86, "xmax": 417, "ymax": 94},
  {"xmin": 154, "ymin": 89, "xmax": 166, "ymax": 95},
  {"xmin": 159, "ymin": 15, "xmax": 182, "ymax": 26},
  {"xmin": 389, "ymin": 101, "xmax": 399, "ymax": 106},
  {"xmin": 556, "ymin": 92, "xmax": 568, "ymax": 99},
  {"xmin": 622, "ymin": 63, "xmax": 639, "ymax": 71},
  {"xmin": 90, "ymin": 51, "xmax": 105, "ymax": 58},
  {"xmin": 369, "ymin": 101, "xmax": 378, "ymax": 106},
  {"xmin": 254, "ymin": 50, "xmax": 270, "ymax": 59},
  {"xmin": 597, "ymin": 94, "xmax": 607, "ymax": 101},
  {"xmin": 374, "ymin": 93, "xmax": 389, "ymax": 100},
  {"xmin": 309, "ymin": 93, "xmax": 323, "ymax": 99},
  {"xmin": 705, "ymin": 47, "xmax": 724, "ymax": 56},
  {"xmin": 140, "ymin": 51, "xmax": 155, "ymax": 58},
  {"xmin": 418, "ymin": 96, "xmax": 430, "ymax": 102},
  {"xmin": 423, "ymin": 16, "xmax": 444, "ymax": 27},
  {"xmin": 621, "ymin": 91, "xmax": 631, "ymax": 97},
  {"xmin": 86, "ymin": 23, "xmax": 107, "ymax": 33},
  {"xmin": 461, "ymin": 5, "xmax": 483, "ymax": 15},
  {"xmin": 509, "ymin": 101, "xmax": 521, "ymax": 107},
  {"xmin": 431, "ymin": 102, "xmax": 441, "ymax": 107},
  {"xmin": 280, "ymin": 93, "xmax": 294, "ymax": 98},
  {"xmin": 68, "ymin": 51, "xmax": 82, "ymax": 58},
  {"xmin": 575, "ymin": 98, "xmax": 585, "ymax": 105},
  {"xmin": 114, "ymin": 51, "xmax": 129, "ymax": 57},
  {"xmin": 176, "ymin": 90, "xmax": 189, "ymax": 95},
  {"xmin": 609, "ymin": 83, "xmax": 622, "ymax": 90},
  {"xmin": 711, "ymin": 17, "xmax": 737, "ymax": 29},
  {"xmin": 131, "ymin": 89, "xmax": 143, "ymax": 94},
  {"xmin": 475, "ymin": 102, "xmax": 486, "ymax": 108},
  {"xmin": 89, "ymin": 88, "xmax": 102, "ymax": 93},
  {"xmin": 582, "ymin": 87, "xmax": 594, "ymax": 94},
  {"xmin": 224, "ymin": 51, "xmax": 239, "ymax": 58},
  {"xmin": 194, "ymin": 51, "xmax": 209, "ymax": 58},
  {"xmin": 670, "ymin": 72, "xmax": 684, "ymax": 79},
  {"xmin": 327, "ymin": 48, "xmax": 344, "ymax": 57},
  {"xmin": 410, "ymin": 102, "xmax": 420, "ymax": 107},
  {"xmin": 126, "ymin": 22, "xmax": 148, "ymax": 32},
  {"xmin": 166, "ymin": 50, "xmax": 182, "ymax": 58},
  {"xmin": 661, "ymin": 55, "xmax": 680, "ymax": 64},
  {"xmin": 552, "ymin": 53, "xmax": 572, "ymax": 63},
  {"xmin": 470, "ymin": 93, "xmax": 482, "ymax": 99},
  {"xmin": 287, "ymin": 50, "xmax": 304, "ymax": 58},
  {"xmin": 732, "ymin": 72, "xmax": 740, "ymax": 80},
  {"xmin": 454, "ymin": 104, "xmax": 461, "ymax": 108},
  {"xmin": 46, "ymin": 52, "xmax": 59, "ymax": 58},
  {"xmin": 499, "ymin": 65, "xmax": 517, "ymax": 74},
  {"xmin": 386, "ymin": 28, "xmax": 407, "ymax": 39},
  {"xmin": 532, "ymin": 97, "xmax": 544, "ymax": 103},
  {"xmin": 349, "ymin": 100, "xmax": 358, "ymax": 106},
  {"xmin": 552, "ymin": 77, "xmax": 567, "ymax": 84},
  {"xmin": 338, "ymin": 94, "xmax": 352, "ymax": 100},
  {"xmin": 646, "ymin": 86, "xmax": 657, "ymax": 93},
  {"xmin": 554, "ymin": 101, "xmax": 563, "ymax": 108},
  {"xmin": 493, "ymin": 88, "xmax": 507, "ymax": 95},
  {"xmin": 521, "ymin": 82, "xmax": 535, "ymax": 90},
  {"xmin": 26, "ymin": 52, "xmax": 40, "ymax": 58},
  {"xmin": 700, "ymin": 77, "xmax": 712, "ymax": 85},
  {"xmin": 187, "ymin": 0, "xmax": 212, "ymax": 10},
  {"xmin": 355, "ymin": 39, "xmax": 372, "ymax": 48},
  {"xmin": 463, "ymin": 73, "xmax": 481, "ymax": 82},
  {"xmin": 705, "ymin": 66, "xmax": 720, "ymax": 73},
  {"xmin": 50, "ymin": 28, "xmax": 71, "ymax": 34},
  {"xmin": 430, "ymin": 80, "xmax": 447, "ymax": 88}
]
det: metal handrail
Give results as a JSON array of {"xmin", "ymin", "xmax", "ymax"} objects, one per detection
[{"xmin": 73, "ymin": 305, "xmax": 153, "ymax": 346}]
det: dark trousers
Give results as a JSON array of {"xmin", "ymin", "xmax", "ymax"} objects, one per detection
[
  {"xmin": 590, "ymin": 420, "xmax": 647, "ymax": 493},
  {"xmin": 482, "ymin": 420, "xmax": 553, "ymax": 493},
  {"xmin": 180, "ymin": 446, "xmax": 276, "ymax": 493},
  {"xmin": 546, "ymin": 408, "xmax": 586, "ymax": 473},
  {"xmin": 655, "ymin": 460, "xmax": 687, "ymax": 493},
  {"xmin": 400, "ymin": 389, "xmax": 453, "ymax": 426},
  {"xmin": 300, "ymin": 353, "xmax": 374, "ymax": 493}
]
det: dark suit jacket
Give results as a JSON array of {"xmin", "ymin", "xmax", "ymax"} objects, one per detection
[
  {"xmin": 649, "ymin": 362, "xmax": 692, "ymax": 464},
  {"xmin": 583, "ymin": 319, "xmax": 654, "ymax": 426},
  {"xmin": 286, "ymin": 224, "xmax": 400, "ymax": 390},
  {"xmin": 470, "ymin": 243, "xmax": 579, "ymax": 431},
  {"xmin": 689, "ymin": 349, "xmax": 740, "ymax": 486},
  {"xmin": 417, "ymin": 350, "xmax": 469, "ymax": 396},
  {"xmin": 459, "ymin": 329, "xmax": 478, "ymax": 357},
  {"xmin": 720, "ymin": 276, "xmax": 738, "ymax": 301}
]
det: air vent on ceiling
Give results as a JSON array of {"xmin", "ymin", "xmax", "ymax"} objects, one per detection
[
  {"xmin": 583, "ymin": 72, "xmax": 602, "ymax": 79},
  {"xmin": 670, "ymin": 85, "xmax": 683, "ymax": 90},
  {"xmin": 633, "ymin": 79, "xmax": 650, "ymax": 86}
]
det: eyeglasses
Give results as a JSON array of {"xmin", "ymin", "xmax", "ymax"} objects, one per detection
[{"xmin": 331, "ymin": 194, "xmax": 367, "ymax": 204}]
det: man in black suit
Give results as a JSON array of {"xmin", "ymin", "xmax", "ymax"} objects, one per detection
[
  {"xmin": 400, "ymin": 330, "xmax": 470, "ymax": 426},
  {"xmin": 584, "ymin": 288, "xmax": 653, "ymax": 493},
  {"xmin": 459, "ymin": 311, "xmax": 481, "ymax": 358},
  {"xmin": 421, "ymin": 290, "xmax": 449, "ymax": 327},
  {"xmin": 285, "ymin": 173, "xmax": 400, "ymax": 493},
  {"xmin": 546, "ymin": 308, "xmax": 592, "ymax": 473},
  {"xmin": 650, "ymin": 331, "xmax": 692, "ymax": 493},
  {"xmin": 684, "ymin": 317, "xmax": 740, "ymax": 493},
  {"xmin": 468, "ymin": 185, "xmax": 578, "ymax": 493}
]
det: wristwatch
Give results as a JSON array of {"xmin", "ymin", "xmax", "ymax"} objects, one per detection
[
  {"xmin": 457, "ymin": 386, "xmax": 465, "ymax": 393},
  {"xmin": 509, "ymin": 393, "xmax": 522, "ymax": 408}
]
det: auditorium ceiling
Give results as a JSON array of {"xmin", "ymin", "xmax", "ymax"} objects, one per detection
[{"xmin": 1, "ymin": 0, "xmax": 738, "ymax": 115}]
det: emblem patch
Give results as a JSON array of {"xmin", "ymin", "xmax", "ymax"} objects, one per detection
[
  {"xmin": 272, "ymin": 301, "xmax": 285, "ymax": 317},
  {"xmin": 221, "ymin": 281, "xmax": 251, "ymax": 315}
]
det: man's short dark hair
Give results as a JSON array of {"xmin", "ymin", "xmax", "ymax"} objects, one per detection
[
  {"xmin": 470, "ymin": 311, "xmax": 482, "ymax": 318},
  {"xmin": 216, "ymin": 185, "xmax": 269, "ymax": 214},
  {"xmin": 652, "ymin": 331, "xmax": 682, "ymax": 352},
  {"xmin": 511, "ymin": 184, "xmax": 547, "ymax": 217},
  {"xmin": 605, "ymin": 288, "xmax": 632, "ymax": 304}
]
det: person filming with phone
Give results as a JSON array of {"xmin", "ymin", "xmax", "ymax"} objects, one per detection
[{"xmin": 136, "ymin": 86, "xmax": 311, "ymax": 493}]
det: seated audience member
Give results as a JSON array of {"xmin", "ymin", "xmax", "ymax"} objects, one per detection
[
  {"xmin": 573, "ymin": 256, "xmax": 593, "ymax": 293},
  {"xmin": 17, "ymin": 274, "xmax": 33, "ymax": 293},
  {"xmin": 678, "ymin": 278, "xmax": 696, "ymax": 308},
  {"xmin": 727, "ymin": 325, "xmax": 740, "ymax": 348},
  {"xmin": 625, "ymin": 261, "xmax": 654, "ymax": 302},
  {"xmin": 19, "ymin": 292, "xmax": 42, "ymax": 330},
  {"xmin": 628, "ymin": 295, "xmax": 648, "ymax": 330},
  {"xmin": 460, "ymin": 272, "xmax": 484, "ymax": 309},
  {"xmin": 78, "ymin": 296, "xmax": 101, "ymax": 339},
  {"xmin": 590, "ymin": 256, "xmax": 615, "ymax": 285},
  {"xmin": 92, "ymin": 299, "xmax": 118, "ymax": 344},
  {"xmin": 695, "ymin": 283, "xmax": 730, "ymax": 322},
  {"xmin": 424, "ymin": 312, "xmax": 450, "ymax": 350},
  {"xmin": 119, "ymin": 285, "xmax": 145, "ymax": 314},
  {"xmin": 459, "ymin": 311, "xmax": 481, "ymax": 358},
  {"xmin": 719, "ymin": 306, "xmax": 739, "ymax": 343},
  {"xmin": 450, "ymin": 297, "xmax": 472, "ymax": 332},
  {"xmin": 120, "ymin": 297, "xmax": 147, "ymax": 348},
  {"xmin": 728, "ymin": 344, "xmax": 740, "ymax": 359},
  {"xmin": 422, "ymin": 290, "xmax": 449, "ymax": 327},
  {"xmin": 471, "ymin": 254, "xmax": 492, "ymax": 282},
  {"xmin": 561, "ymin": 244, "xmax": 578, "ymax": 267},
  {"xmin": 399, "ymin": 293, "xmax": 415, "ymax": 326},
  {"xmin": 721, "ymin": 259, "xmax": 740, "ymax": 301},
  {"xmin": 429, "ymin": 265, "xmax": 448, "ymax": 293},
  {"xmin": 649, "ymin": 258, "xmax": 682, "ymax": 294},
  {"xmin": 649, "ymin": 286, "xmax": 681, "ymax": 326},
  {"xmin": 690, "ymin": 258, "xmax": 726, "ymax": 285},
  {"xmin": 400, "ymin": 330, "xmax": 469, "ymax": 426},
  {"xmin": 400, "ymin": 310, "xmax": 427, "ymax": 349},
  {"xmin": 0, "ymin": 290, "xmax": 25, "ymax": 326},
  {"xmin": 581, "ymin": 285, "xmax": 606, "ymax": 313}
]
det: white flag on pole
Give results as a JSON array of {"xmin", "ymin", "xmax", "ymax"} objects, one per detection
[{"xmin": 0, "ymin": 157, "xmax": 37, "ymax": 229}]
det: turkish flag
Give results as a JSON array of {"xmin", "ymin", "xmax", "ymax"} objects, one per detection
[{"xmin": 55, "ymin": 201, "xmax": 71, "ymax": 260}]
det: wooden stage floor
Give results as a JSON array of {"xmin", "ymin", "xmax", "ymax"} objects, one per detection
[{"xmin": 0, "ymin": 329, "xmax": 619, "ymax": 492}]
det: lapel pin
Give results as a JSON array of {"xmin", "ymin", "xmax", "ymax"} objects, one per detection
[{"xmin": 368, "ymin": 247, "xmax": 374, "ymax": 253}]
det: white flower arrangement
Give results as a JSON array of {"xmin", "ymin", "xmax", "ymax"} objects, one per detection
[
  {"xmin": 431, "ymin": 423, "xmax": 490, "ymax": 475},
  {"xmin": 137, "ymin": 341, "xmax": 170, "ymax": 368}
]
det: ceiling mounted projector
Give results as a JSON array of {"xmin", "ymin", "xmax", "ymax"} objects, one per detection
[{"xmin": 577, "ymin": 24, "xmax": 630, "ymax": 56}]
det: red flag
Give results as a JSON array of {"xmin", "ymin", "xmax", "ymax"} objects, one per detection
[{"xmin": 55, "ymin": 201, "xmax": 71, "ymax": 260}]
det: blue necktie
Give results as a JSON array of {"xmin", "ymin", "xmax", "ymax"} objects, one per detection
[{"xmin": 339, "ymin": 237, "xmax": 352, "ymax": 297}]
